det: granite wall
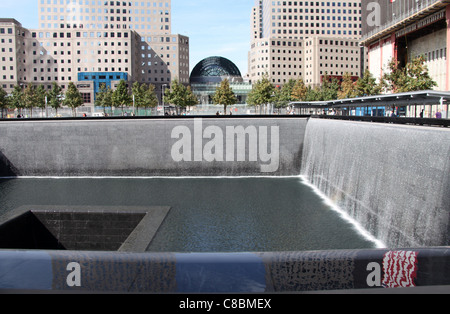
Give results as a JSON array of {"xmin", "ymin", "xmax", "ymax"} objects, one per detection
[{"xmin": 0, "ymin": 117, "xmax": 307, "ymax": 177}]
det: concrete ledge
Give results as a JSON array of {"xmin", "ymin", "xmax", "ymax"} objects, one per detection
[
  {"xmin": 0, "ymin": 248, "xmax": 448, "ymax": 293},
  {"xmin": 0, "ymin": 206, "xmax": 171, "ymax": 252}
]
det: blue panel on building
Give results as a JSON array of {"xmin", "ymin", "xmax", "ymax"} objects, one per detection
[{"xmin": 78, "ymin": 72, "xmax": 128, "ymax": 100}]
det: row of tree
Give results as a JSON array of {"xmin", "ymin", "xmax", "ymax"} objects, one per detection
[
  {"xmin": 95, "ymin": 80, "xmax": 158, "ymax": 115},
  {"xmin": 96, "ymin": 79, "xmax": 199, "ymax": 115},
  {"xmin": 0, "ymin": 56, "xmax": 437, "ymax": 118},
  {"xmin": 246, "ymin": 55, "xmax": 437, "ymax": 110},
  {"xmin": 0, "ymin": 82, "xmax": 84, "ymax": 118},
  {"xmin": 158, "ymin": 55, "xmax": 437, "ymax": 115}
]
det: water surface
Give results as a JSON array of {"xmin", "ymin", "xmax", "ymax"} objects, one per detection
[{"xmin": 0, "ymin": 177, "xmax": 377, "ymax": 252}]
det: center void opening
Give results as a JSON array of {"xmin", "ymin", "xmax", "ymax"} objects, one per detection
[{"xmin": 0, "ymin": 206, "xmax": 170, "ymax": 252}]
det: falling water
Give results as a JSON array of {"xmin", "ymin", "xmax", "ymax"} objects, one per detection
[{"xmin": 300, "ymin": 118, "xmax": 450, "ymax": 248}]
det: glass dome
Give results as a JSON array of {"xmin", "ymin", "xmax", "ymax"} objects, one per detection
[{"xmin": 190, "ymin": 56, "xmax": 243, "ymax": 84}]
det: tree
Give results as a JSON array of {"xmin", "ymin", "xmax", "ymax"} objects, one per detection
[
  {"xmin": 95, "ymin": 84, "xmax": 113, "ymax": 114},
  {"xmin": 305, "ymin": 86, "xmax": 321, "ymax": 101},
  {"xmin": 338, "ymin": 72, "xmax": 357, "ymax": 99},
  {"xmin": 291, "ymin": 78, "xmax": 308, "ymax": 101},
  {"xmin": 355, "ymin": 70, "xmax": 382, "ymax": 97},
  {"xmin": 63, "ymin": 82, "xmax": 84, "ymax": 117},
  {"xmin": 112, "ymin": 79, "xmax": 132, "ymax": 115},
  {"xmin": 273, "ymin": 79, "xmax": 296, "ymax": 109},
  {"xmin": 212, "ymin": 78, "xmax": 237, "ymax": 114},
  {"xmin": 403, "ymin": 55, "xmax": 437, "ymax": 91},
  {"xmin": 164, "ymin": 79, "xmax": 197, "ymax": 114},
  {"xmin": 10, "ymin": 85, "xmax": 24, "ymax": 115},
  {"xmin": 185, "ymin": 86, "xmax": 198, "ymax": 109},
  {"xmin": 23, "ymin": 83, "xmax": 38, "ymax": 117},
  {"xmin": 320, "ymin": 73, "xmax": 340, "ymax": 101},
  {"xmin": 131, "ymin": 82, "xmax": 158, "ymax": 115},
  {"xmin": 247, "ymin": 74, "xmax": 275, "ymax": 114},
  {"xmin": 131, "ymin": 81, "xmax": 143, "ymax": 114},
  {"xmin": 384, "ymin": 56, "xmax": 437, "ymax": 93},
  {"xmin": 0, "ymin": 86, "xmax": 9, "ymax": 118},
  {"xmin": 48, "ymin": 82, "xmax": 63, "ymax": 116},
  {"xmin": 35, "ymin": 85, "xmax": 47, "ymax": 116},
  {"xmin": 142, "ymin": 84, "xmax": 159, "ymax": 114}
]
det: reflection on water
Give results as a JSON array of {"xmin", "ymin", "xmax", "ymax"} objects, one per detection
[{"xmin": 0, "ymin": 177, "xmax": 377, "ymax": 252}]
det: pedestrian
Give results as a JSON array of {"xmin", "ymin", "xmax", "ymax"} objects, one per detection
[
  {"xmin": 420, "ymin": 109, "xmax": 424, "ymax": 118},
  {"xmin": 436, "ymin": 110, "xmax": 442, "ymax": 119}
]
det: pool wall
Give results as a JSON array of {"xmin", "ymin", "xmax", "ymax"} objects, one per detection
[
  {"xmin": 301, "ymin": 119, "xmax": 450, "ymax": 248},
  {"xmin": 0, "ymin": 117, "xmax": 307, "ymax": 177}
]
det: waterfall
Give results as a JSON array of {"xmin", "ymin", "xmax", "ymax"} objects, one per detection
[{"xmin": 300, "ymin": 118, "xmax": 450, "ymax": 248}]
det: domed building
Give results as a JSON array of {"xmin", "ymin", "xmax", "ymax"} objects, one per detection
[
  {"xmin": 190, "ymin": 56, "xmax": 244, "ymax": 84},
  {"xmin": 190, "ymin": 56, "xmax": 251, "ymax": 107}
]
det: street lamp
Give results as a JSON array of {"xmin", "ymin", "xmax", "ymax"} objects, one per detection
[
  {"xmin": 45, "ymin": 96, "xmax": 48, "ymax": 118},
  {"xmin": 162, "ymin": 84, "xmax": 167, "ymax": 115}
]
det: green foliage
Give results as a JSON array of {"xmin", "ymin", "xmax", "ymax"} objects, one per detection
[
  {"xmin": 63, "ymin": 82, "xmax": 84, "ymax": 117},
  {"xmin": 0, "ymin": 86, "xmax": 9, "ymax": 118},
  {"xmin": 291, "ymin": 78, "xmax": 308, "ymax": 101},
  {"xmin": 185, "ymin": 86, "xmax": 198, "ymax": 108},
  {"xmin": 304, "ymin": 86, "xmax": 321, "ymax": 101},
  {"xmin": 95, "ymin": 84, "xmax": 113, "ymax": 113},
  {"xmin": 320, "ymin": 74, "xmax": 340, "ymax": 101},
  {"xmin": 337, "ymin": 73, "xmax": 357, "ymax": 99},
  {"xmin": 302, "ymin": 73, "xmax": 340, "ymax": 101},
  {"xmin": 23, "ymin": 83, "xmax": 38, "ymax": 117},
  {"xmin": 273, "ymin": 79, "xmax": 296, "ymax": 108},
  {"xmin": 247, "ymin": 74, "xmax": 275, "ymax": 108},
  {"xmin": 48, "ymin": 82, "xmax": 63, "ymax": 114},
  {"xmin": 35, "ymin": 85, "xmax": 47, "ymax": 113},
  {"xmin": 355, "ymin": 70, "xmax": 382, "ymax": 97},
  {"xmin": 212, "ymin": 79, "xmax": 238, "ymax": 114},
  {"xmin": 384, "ymin": 56, "xmax": 437, "ymax": 93},
  {"xmin": 164, "ymin": 79, "xmax": 198, "ymax": 113},
  {"xmin": 112, "ymin": 80, "xmax": 132, "ymax": 114},
  {"xmin": 132, "ymin": 82, "xmax": 159, "ymax": 114},
  {"xmin": 10, "ymin": 85, "xmax": 24, "ymax": 113}
]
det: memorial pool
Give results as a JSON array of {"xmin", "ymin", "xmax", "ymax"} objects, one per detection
[{"xmin": 0, "ymin": 176, "xmax": 380, "ymax": 252}]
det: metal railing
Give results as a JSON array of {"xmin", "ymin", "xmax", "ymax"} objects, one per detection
[{"xmin": 312, "ymin": 114, "xmax": 450, "ymax": 127}]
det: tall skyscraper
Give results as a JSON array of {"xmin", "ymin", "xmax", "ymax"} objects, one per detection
[
  {"xmin": 0, "ymin": 0, "xmax": 189, "ymax": 114},
  {"xmin": 249, "ymin": 0, "xmax": 366, "ymax": 87}
]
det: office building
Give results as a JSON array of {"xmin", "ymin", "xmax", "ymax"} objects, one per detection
[
  {"xmin": 249, "ymin": 0, "xmax": 366, "ymax": 87},
  {"xmin": 0, "ymin": 0, "xmax": 189, "ymax": 114}
]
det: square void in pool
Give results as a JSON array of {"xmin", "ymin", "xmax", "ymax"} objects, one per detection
[{"xmin": 0, "ymin": 205, "xmax": 170, "ymax": 252}]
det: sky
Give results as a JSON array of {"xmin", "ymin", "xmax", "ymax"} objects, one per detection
[{"xmin": 2, "ymin": 0, "xmax": 254, "ymax": 76}]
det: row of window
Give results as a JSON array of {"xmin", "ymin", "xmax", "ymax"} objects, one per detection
[
  {"xmin": 33, "ymin": 31, "xmax": 130, "ymax": 39},
  {"xmin": 273, "ymin": 1, "xmax": 360, "ymax": 8},
  {"xmin": 272, "ymin": 14, "xmax": 361, "ymax": 21},
  {"xmin": 40, "ymin": 0, "xmax": 169, "ymax": 7},
  {"xmin": 319, "ymin": 63, "xmax": 359, "ymax": 68},
  {"xmin": 40, "ymin": 14, "xmax": 169, "ymax": 23},
  {"xmin": 39, "ymin": 23, "xmax": 170, "ymax": 31},
  {"xmin": 421, "ymin": 48, "xmax": 447, "ymax": 62},
  {"xmin": 273, "ymin": 29, "xmax": 361, "ymax": 35}
]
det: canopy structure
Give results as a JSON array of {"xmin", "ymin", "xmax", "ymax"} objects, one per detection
[{"xmin": 289, "ymin": 90, "xmax": 450, "ymax": 118}]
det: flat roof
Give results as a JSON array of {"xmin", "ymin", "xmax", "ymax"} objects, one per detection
[
  {"xmin": 290, "ymin": 90, "xmax": 450, "ymax": 108},
  {"xmin": 0, "ymin": 19, "xmax": 22, "ymax": 26}
]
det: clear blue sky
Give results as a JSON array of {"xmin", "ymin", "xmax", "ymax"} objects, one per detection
[{"xmin": 3, "ymin": 0, "xmax": 253, "ymax": 76}]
